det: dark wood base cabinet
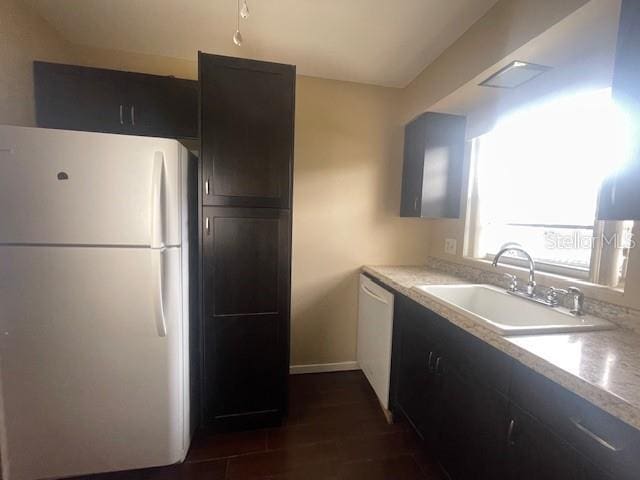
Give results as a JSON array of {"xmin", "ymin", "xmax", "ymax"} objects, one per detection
[
  {"xmin": 390, "ymin": 292, "xmax": 638, "ymax": 480},
  {"xmin": 506, "ymin": 404, "xmax": 585, "ymax": 480}
]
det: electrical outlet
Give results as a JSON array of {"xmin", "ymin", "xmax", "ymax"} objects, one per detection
[{"xmin": 444, "ymin": 238, "xmax": 457, "ymax": 255}]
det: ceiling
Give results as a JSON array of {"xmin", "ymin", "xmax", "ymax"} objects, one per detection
[
  {"xmin": 26, "ymin": 0, "xmax": 499, "ymax": 87},
  {"xmin": 429, "ymin": 0, "xmax": 620, "ymax": 137}
]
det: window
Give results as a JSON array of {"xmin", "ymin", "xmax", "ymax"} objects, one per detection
[{"xmin": 466, "ymin": 88, "xmax": 634, "ymax": 288}]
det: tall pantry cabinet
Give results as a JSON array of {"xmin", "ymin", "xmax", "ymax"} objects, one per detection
[{"xmin": 198, "ymin": 53, "xmax": 295, "ymax": 430}]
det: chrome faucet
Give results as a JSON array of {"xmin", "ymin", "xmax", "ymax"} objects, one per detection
[
  {"xmin": 492, "ymin": 246, "xmax": 536, "ymax": 296},
  {"xmin": 491, "ymin": 245, "xmax": 586, "ymax": 315},
  {"xmin": 545, "ymin": 286, "xmax": 585, "ymax": 316}
]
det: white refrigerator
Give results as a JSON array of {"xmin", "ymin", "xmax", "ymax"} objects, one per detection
[{"xmin": 0, "ymin": 126, "xmax": 192, "ymax": 480}]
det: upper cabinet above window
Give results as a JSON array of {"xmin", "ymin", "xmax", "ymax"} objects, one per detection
[
  {"xmin": 599, "ymin": 0, "xmax": 640, "ymax": 220},
  {"xmin": 612, "ymin": 0, "xmax": 640, "ymax": 119},
  {"xmin": 400, "ymin": 112, "xmax": 466, "ymax": 219}
]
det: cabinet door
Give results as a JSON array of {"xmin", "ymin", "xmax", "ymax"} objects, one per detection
[
  {"xmin": 34, "ymin": 62, "xmax": 127, "ymax": 135},
  {"xmin": 126, "ymin": 74, "xmax": 198, "ymax": 139},
  {"xmin": 202, "ymin": 207, "xmax": 290, "ymax": 429},
  {"xmin": 438, "ymin": 361, "xmax": 509, "ymax": 480},
  {"xmin": 511, "ymin": 362, "xmax": 640, "ymax": 480},
  {"xmin": 199, "ymin": 53, "xmax": 295, "ymax": 208},
  {"xmin": 598, "ymin": 0, "xmax": 640, "ymax": 220},
  {"xmin": 506, "ymin": 404, "xmax": 584, "ymax": 480},
  {"xmin": 395, "ymin": 299, "xmax": 442, "ymax": 445},
  {"xmin": 597, "ymin": 162, "xmax": 640, "ymax": 220},
  {"xmin": 582, "ymin": 460, "xmax": 615, "ymax": 480},
  {"xmin": 400, "ymin": 119, "xmax": 426, "ymax": 217},
  {"xmin": 612, "ymin": 0, "xmax": 640, "ymax": 117},
  {"xmin": 399, "ymin": 112, "xmax": 466, "ymax": 218}
]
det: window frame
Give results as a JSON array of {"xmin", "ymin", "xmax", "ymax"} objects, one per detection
[{"xmin": 464, "ymin": 136, "xmax": 629, "ymax": 288}]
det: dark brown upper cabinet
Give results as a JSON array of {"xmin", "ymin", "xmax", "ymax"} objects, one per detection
[
  {"xmin": 612, "ymin": 0, "xmax": 640, "ymax": 119},
  {"xmin": 122, "ymin": 72, "xmax": 198, "ymax": 139},
  {"xmin": 598, "ymin": 0, "xmax": 640, "ymax": 220},
  {"xmin": 199, "ymin": 53, "xmax": 295, "ymax": 209},
  {"xmin": 400, "ymin": 112, "xmax": 466, "ymax": 218},
  {"xmin": 34, "ymin": 62, "xmax": 198, "ymax": 139}
]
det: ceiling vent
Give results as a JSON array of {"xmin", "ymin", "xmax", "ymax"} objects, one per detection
[{"xmin": 479, "ymin": 61, "xmax": 551, "ymax": 89}]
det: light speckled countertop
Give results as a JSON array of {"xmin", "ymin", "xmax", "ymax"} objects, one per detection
[{"xmin": 363, "ymin": 264, "xmax": 640, "ymax": 432}]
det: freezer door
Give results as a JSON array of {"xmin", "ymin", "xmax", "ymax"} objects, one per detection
[
  {"xmin": 0, "ymin": 126, "xmax": 184, "ymax": 247},
  {"xmin": 0, "ymin": 246, "xmax": 187, "ymax": 480}
]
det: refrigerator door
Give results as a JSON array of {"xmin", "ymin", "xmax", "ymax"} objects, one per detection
[
  {"xmin": 0, "ymin": 245, "xmax": 186, "ymax": 480},
  {"xmin": 0, "ymin": 126, "xmax": 183, "ymax": 247}
]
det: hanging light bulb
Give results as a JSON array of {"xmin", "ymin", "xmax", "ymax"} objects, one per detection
[
  {"xmin": 233, "ymin": 0, "xmax": 249, "ymax": 47},
  {"xmin": 233, "ymin": 29, "xmax": 243, "ymax": 46},
  {"xmin": 232, "ymin": 0, "xmax": 243, "ymax": 46},
  {"xmin": 240, "ymin": 0, "xmax": 249, "ymax": 19}
]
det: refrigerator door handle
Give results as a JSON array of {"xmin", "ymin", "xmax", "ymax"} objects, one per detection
[
  {"xmin": 152, "ymin": 249, "xmax": 167, "ymax": 337},
  {"xmin": 150, "ymin": 152, "xmax": 165, "ymax": 248}
]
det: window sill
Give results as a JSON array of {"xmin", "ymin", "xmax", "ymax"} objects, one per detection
[{"xmin": 480, "ymin": 254, "xmax": 591, "ymax": 281}]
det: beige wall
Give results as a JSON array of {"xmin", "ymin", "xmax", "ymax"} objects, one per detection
[
  {"xmin": 291, "ymin": 76, "xmax": 430, "ymax": 365},
  {"xmin": 71, "ymin": 46, "xmax": 198, "ymax": 80},
  {"xmin": 0, "ymin": 0, "xmax": 76, "ymax": 126}
]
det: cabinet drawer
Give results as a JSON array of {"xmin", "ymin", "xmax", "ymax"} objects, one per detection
[{"xmin": 510, "ymin": 362, "xmax": 640, "ymax": 479}]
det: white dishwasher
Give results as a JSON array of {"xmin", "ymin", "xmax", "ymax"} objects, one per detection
[{"xmin": 357, "ymin": 273, "xmax": 395, "ymax": 413}]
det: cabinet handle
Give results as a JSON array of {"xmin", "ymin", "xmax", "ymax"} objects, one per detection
[
  {"xmin": 427, "ymin": 352, "xmax": 434, "ymax": 371},
  {"xmin": 130, "ymin": 105, "xmax": 135, "ymax": 126},
  {"xmin": 361, "ymin": 284, "xmax": 389, "ymax": 305},
  {"xmin": 119, "ymin": 105, "xmax": 124, "ymax": 125},
  {"xmin": 205, "ymin": 217, "xmax": 210, "ymax": 235},
  {"xmin": 570, "ymin": 417, "xmax": 622, "ymax": 452},
  {"xmin": 507, "ymin": 419, "xmax": 516, "ymax": 446},
  {"xmin": 414, "ymin": 196, "xmax": 419, "ymax": 212},
  {"xmin": 205, "ymin": 178, "xmax": 210, "ymax": 196},
  {"xmin": 435, "ymin": 356, "xmax": 442, "ymax": 375}
]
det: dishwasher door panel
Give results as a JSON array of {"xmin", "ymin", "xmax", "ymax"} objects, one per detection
[{"xmin": 357, "ymin": 274, "xmax": 394, "ymax": 410}]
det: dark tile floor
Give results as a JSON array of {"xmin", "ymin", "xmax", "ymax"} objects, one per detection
[{"xmin": 81, "ymin": 371, "xmax": 444, "ymax": 480}]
